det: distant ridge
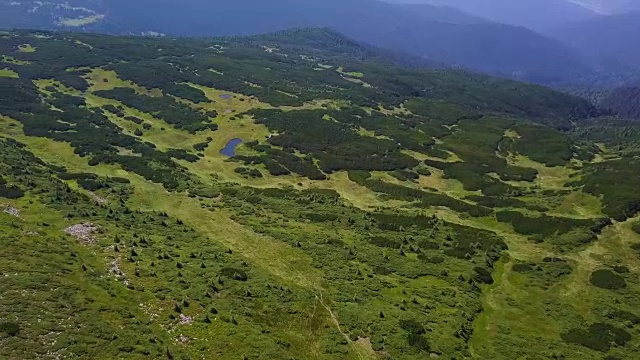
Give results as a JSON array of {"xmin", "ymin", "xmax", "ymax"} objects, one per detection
[
  {"xmin": 396, "ymin": 0, "xmax": 600, "ymax": 31},
  {"xmin": 0, "ymin": 0, "xmax": 596, "ymax": 85},
  {"xmin": 551, "ymin": 11, "xmax": 640, "ymax": 72},
  {"xmin": 244, "ymin": 28, "xmax": 443, "ymax": 69}
]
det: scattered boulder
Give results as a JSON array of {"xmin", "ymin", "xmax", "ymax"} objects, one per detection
[
  {"xmin": 176, "ymin": 335, "xmax": 190, "ymax": 344},
  {"xmin": 89, "ymin": 192, "xmax": 108, "ymax": 205},
  {"xmin": 178, "ymin": 314, "xmax": 193, "ymax": 325},
  {"xmin": 64, "ymin": 223, "xmax": 100, "ymax": 243},
  {"xmin": 2, "ymin": 205, "xmax": 19, "ymax": 218}
]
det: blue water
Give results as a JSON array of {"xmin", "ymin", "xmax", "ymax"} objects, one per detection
[{"xmin": 220, "ymin": 138, "xmax": 243, "ymax": 157}]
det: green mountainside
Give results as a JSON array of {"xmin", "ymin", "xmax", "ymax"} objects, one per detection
[{"xmin": 1, "ymin": 29, "xmax": 640, "ymax": 359}]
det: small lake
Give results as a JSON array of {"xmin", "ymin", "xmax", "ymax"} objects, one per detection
[{"xmin": 220, "ymin": 138, "xmax": 243, "ymax": 157}]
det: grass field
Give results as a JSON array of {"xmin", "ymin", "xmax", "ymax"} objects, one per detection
[
  {"xmin": 1, "ymin": 55, "xmax": 31, "ymax": 65},
  {"xmin": 0, "ymin": 68, "xmax": 18, "ymax": 78},
  {"xmin": 16, "ymin": 44, "xmax": 36, "ymax": 53}
]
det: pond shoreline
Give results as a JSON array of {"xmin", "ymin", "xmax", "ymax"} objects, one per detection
[{"xmin": 220, "ymin": 138, "xmax": 243, "ymax": 157}]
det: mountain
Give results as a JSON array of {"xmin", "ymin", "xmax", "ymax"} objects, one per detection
[
  {"xmin": 551, "ymin": 11, "xmax": 640, "ymax": 73},
  {"xmin": 565, "ymin": 0, "xmax": 631, "ymax": 13},
  {"xmin": 4, "ymin": 28, "xmax": 640, "ymax": 360},
  {"xmin": 395, "ymin": 22, "xmax": 592, "ymax": 84},
  {"xmin": 395, "ymin": 3, "xmax": 487, "ymax": 24},
  {"xmin": 615, "ymin": 0, "xmax": 640, "ymax": 12},
  {"xmin": 602, "ymin": 86, "xmax": 640, "ymax": 119},
  {"xmin": 390, "ymin": 0, "xmax": 601, "ymax": 31},
  {"xmin": 0, "ymin": 0, "xmax": 595, "ymax": 85}
]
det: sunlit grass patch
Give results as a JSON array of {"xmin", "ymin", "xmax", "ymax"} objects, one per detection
[
  {"xmin": 188, "ymin": 83, "xmax": 268, "ymax": 113},
  {"xmin": 0, "ymin": 68, "xmax": 18, "ymax": 78},
  {"xmin": 58, "ymin": 15, "xmax": 105, "ymax": 27},
  {"xmin": 72, "ymin": 40, "xmax": 94, "ymax": 49},
  {"xmin": 16, "ymin": 44, "xmax": 36, "ymax": 53},
  {"xmin": 507, "ymin": 154, "xmax": 578, "ymax": 190},
  {"xmin": 550, "ymin": 191, "xmax": 603, "ymax": 218},
  {"xmin": 34, "ymin": 78, "xmax": 82, "ymax": 97},
  {"xmin": 275, "ymin": 89, "xmax": 298, "ymax": 98},
  {"xmin": 340, "ymin": 75, "xmax": 372, "ymax": 88},
  {"xmin": 337, "ymin": 66, "xmax": 364, "ymax": 78},
  {"xmin": 1, "ymin": 55, "xmax": 30, "ymax": 65},
  {"xmin": 85, "ymin": 68, "xmax": 161, "ymax": 96}
]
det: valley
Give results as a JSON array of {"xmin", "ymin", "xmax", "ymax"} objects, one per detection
[{"xmin": 1, "ymin": 29, "xmax": 640, "ymax": 359}]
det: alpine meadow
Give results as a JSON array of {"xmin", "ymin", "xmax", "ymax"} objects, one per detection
[{"xmin": 1, "ymin": 27, "xmax": 640, "ymax": 360}]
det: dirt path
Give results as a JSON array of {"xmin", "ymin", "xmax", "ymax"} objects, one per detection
[{"xmin": 315, "ymin": 291, "xmax": 375, "ymax": 360}]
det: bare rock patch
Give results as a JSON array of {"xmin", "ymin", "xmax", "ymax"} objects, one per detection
[{"xmin": 64, "ymin": 223, "xmax": 100, "ymax": 243}]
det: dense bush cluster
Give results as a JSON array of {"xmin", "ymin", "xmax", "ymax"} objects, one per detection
[
  {"xmin": 347, "ymin": 170, "xmax": 371, "ymax": 185},
  {"xmin": 561, "ymin": 323, "xmax": 631, "ymax": 352},
  {"xmin": 399, "ymin": 319, "xmax": 431, "ymax": 352},
  {"xmin": 0, "ymin": 81, "xmax": 195, "ymax": 189},
  {"xmin": 0, "ymin": 176, "xmax": 24, "ymax": 199},
  {"xmin": 95, "ymin": 87, "xmax": 214, "ymax": 133},
  {"xmin": 473, "ymin": 267, "xmax": 494, "ymax": 284},
  {"xmin": 250, "ymin": 109, "xmax": 419, "ymax": 173},
  {"xmin": 496, "ymin": 211, "xmax": 610, "ymax": 241},
  {"xmin": 590, "ymin": 269, "xmax": 627, "ymax": 290},
  {"xmin": 572, "ymin": 159, "xmax": 640, "ymax": 221},
  {"xmin": 608, "ymin": 309, "xmax": 640, "ymax": 326},
  {"xmin": 102, "ymin": 104, "xmax": 126, "ymax": 117},
  {"xmin": 163, "ymin": 83, "xmax": 209, "ymax": 103},
  {"xmin": 233, "ymin": 167, "xmax": 263, "ymax": 178},
  {"xmin": 0, "ymin": 321, "xmax": 20, "ymax": 336},
  {"xmin": 509, "ymin": 123, "xmax": 574, "ymax": 166},
  {"xmin": 389, "ymin": 170, "xmax": 420, "ymax": 182},
  {"xmin": 361, "ymin": 178, "xmax": 492, "ymax": 217},
  {"xmin": 422, "ymin": 118, "xmax": 542, "ymax": 196},
  {"xmin": 193, "ymin": 141, "xmax": 210, "ymax": 152},
  {"xmin": 348, "ymin": 170, "xmax": 492, "ymax": 216},
  {"xmin": 466, "ymin": 195, "xmax": 548, "ymax": 212},
  {"xmin": 236, "ymin": 142, "xmax": 326, "ymax": 180},
  {"xmin": 602, "ymin": 86, "xmax": 640, "ymax": 120},
  {"xmin": 343, "ymin": 108, "xmax": 444, "ymax": 153},
  {"xmin": 56, "ymin": 172, "xmax": 130, "ymax": 192},
  {"xmin": 512, "ymin": 258, "xmax": 573, "ymax": 288}
]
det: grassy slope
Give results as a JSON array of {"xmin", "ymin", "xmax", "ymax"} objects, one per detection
[
  {"xmin": 0, "ymin": 121, "xmax": 369, "ymax": 360},
  {"xmin": 1, "ymin": 31, "xmax": 640, "ymax": 359}
]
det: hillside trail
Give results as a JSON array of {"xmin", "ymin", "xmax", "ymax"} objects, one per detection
[{"xmin": 315, "ymin": 291, "xmax": 375, "ymax": 360}]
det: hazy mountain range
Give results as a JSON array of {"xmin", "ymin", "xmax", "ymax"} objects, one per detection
[
  {"xmin": 389, "ymin": 0, "xmax": 599, "ymax": 31},
  {"xmin": 0, "ymin": 0, "xmax": 638, "ymax": 88},
  {"xmin": 552, "ymin": 11, "xmax": 640, "ymax": 72},
  {"xmin": 569, "ymin": 0, "xmax": 640, "ymax": 13},
  {"xmin": 397, "ymin": 0, "xmax": 640, "ymax": 17}
]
